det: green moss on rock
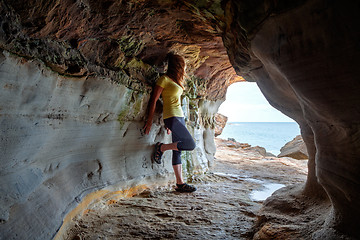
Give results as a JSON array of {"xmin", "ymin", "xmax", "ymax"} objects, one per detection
[
  {"xmin": 125, "ymin": 58, "xmax": 159, "ymax": 83},
  {"xmin": 117, "ymin": 89, "xmax": 146, "ymax": 129},
  {"xmin": 118, "ymin": 35, "xmax": 144, "ymax": 57},
  {"xmin": 181, "ymin": 150, "xmax": 194, "ymax": 177},
  {"xmin": 185, "ymin": 76, "xmax": 206, "ymax": 99}
]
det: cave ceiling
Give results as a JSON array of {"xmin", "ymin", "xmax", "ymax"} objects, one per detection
[{"xmin": 0, "ymin": 0, "xmax": 245, "ymax": 101}]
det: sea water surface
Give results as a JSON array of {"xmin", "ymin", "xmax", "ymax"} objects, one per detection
[{"xmin": 218, "ymin": 122, "xmax": 301, "ymax": 155}]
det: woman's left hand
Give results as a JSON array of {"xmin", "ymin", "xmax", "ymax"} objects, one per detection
[{"xmin": 166, "ymin": 127, "xmax": 171, "ymax": 135}]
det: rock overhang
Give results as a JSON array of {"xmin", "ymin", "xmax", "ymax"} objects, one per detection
[{"xmin": 0, "ymin": 0, "xmax": 244, "ymax": 101}]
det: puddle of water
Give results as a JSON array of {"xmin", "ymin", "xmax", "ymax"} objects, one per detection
[
  {"xmin": 213, "ymin": 172, "xmax": 242, "ymax": 179},
  {"xmin": 212, "ymin": 172, "xmax": 285, "ymax": 202},
  {"xmin": 213, "ymin": 173, "xmax": 259, "ymax": 182},
  {"xmin": 243, "ymin": 178, "xmax": 264, "ymax": 184},
  {"xmin": 250, "ymin": 183, "xmax": 285, "ymax": 201}
]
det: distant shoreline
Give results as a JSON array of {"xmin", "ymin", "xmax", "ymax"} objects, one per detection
[{"xmin": 218, "ymin": 122, "xmax": 300, "ymax": 155}]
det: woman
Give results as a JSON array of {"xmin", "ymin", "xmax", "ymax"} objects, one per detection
[{"xmin": 143, "ymin": 53, "xmax": 196, "ymax": 193}]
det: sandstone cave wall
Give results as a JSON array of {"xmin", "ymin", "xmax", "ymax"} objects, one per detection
[
  {"xmin": 0, "ymin": 50, "xmax": 163, "ymax": 239},
  {"xmin": 0, "ymin": 50, "xmax": 220, "ymax": 239}
]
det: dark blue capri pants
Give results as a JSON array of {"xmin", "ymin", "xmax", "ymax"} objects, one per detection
[{"xmin": 163, "ymin": 117, "xmax": 196, "ymax": 165}]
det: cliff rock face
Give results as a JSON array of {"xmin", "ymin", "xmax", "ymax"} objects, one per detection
[{"xmin": 1, "ymin": 0, "xmax": 359, "ymax": 239}]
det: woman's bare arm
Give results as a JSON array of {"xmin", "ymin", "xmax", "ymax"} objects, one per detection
[{"xmin": 144, "ymin": 85, "xmax": 163, "ymax": 135}]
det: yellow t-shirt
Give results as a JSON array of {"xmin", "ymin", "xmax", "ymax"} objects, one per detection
[{"xmin": 156, "ymin": 75, "xmax": 184, "ymax": 119}]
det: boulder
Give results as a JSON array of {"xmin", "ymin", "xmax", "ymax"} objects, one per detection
[
  {"xmin": 246, "ymin": 146, "xmax": 267, "ymax": 157},
  {"xmin": 278, "ymin": 135, "xmax": 308, "ymax": 160},
  {"xmin": 214, "ymin": 113, "xmax": 228, "ymax": 137}
]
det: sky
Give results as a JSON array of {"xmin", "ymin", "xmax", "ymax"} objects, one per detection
[{"xmin": 218, "ymin": 82, "xmax": 294, "ymax": 122}]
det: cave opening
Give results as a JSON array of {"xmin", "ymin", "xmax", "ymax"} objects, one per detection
[{"xmin": 217, "ymin": 81, "xmax": 301, "ymax": 156}]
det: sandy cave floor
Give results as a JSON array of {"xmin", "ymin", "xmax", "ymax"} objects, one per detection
[{"xmin": 65, "ymin": 138, "xmax": 308, "ymax": 240}]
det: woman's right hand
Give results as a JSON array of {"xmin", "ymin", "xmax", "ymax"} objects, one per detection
[{"xmin": 143, "ymin": 120, "xmax": 152, "ymax": 135}]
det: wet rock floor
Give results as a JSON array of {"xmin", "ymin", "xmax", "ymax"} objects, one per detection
[{"xmin": 65, "ymin": 139, "xmax": 307, "ymax": 240}]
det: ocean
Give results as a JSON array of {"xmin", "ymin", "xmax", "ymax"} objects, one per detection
[{"xmin": 217, "ymin": 122, "xmax": 301, "ymax": 156}]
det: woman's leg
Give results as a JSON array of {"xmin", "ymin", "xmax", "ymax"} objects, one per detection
[
  {"xmin": 162, "ymin": 117, "xmax": 196, "ymax": 188},
  {"xmin": 163, "ymin": 117, "xmax": 195, "ymax": 152},
  {"xmin": 172, "ymin": 164, "xmax": 184, "ymax": 185},
  {"xmin": 157, "ymin": 142, "xmax": 184, "ymax": 184},
  {"xmin": 160, "ymin": 142, "xmax": 178, "ymax": 152},
  {"xmin": 163, "ymin": 117, "xmax": 195, "ymax": 165},
  {"xmin": 159, "ymin": 140, "xmax": 183, "ymax": 184}
]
